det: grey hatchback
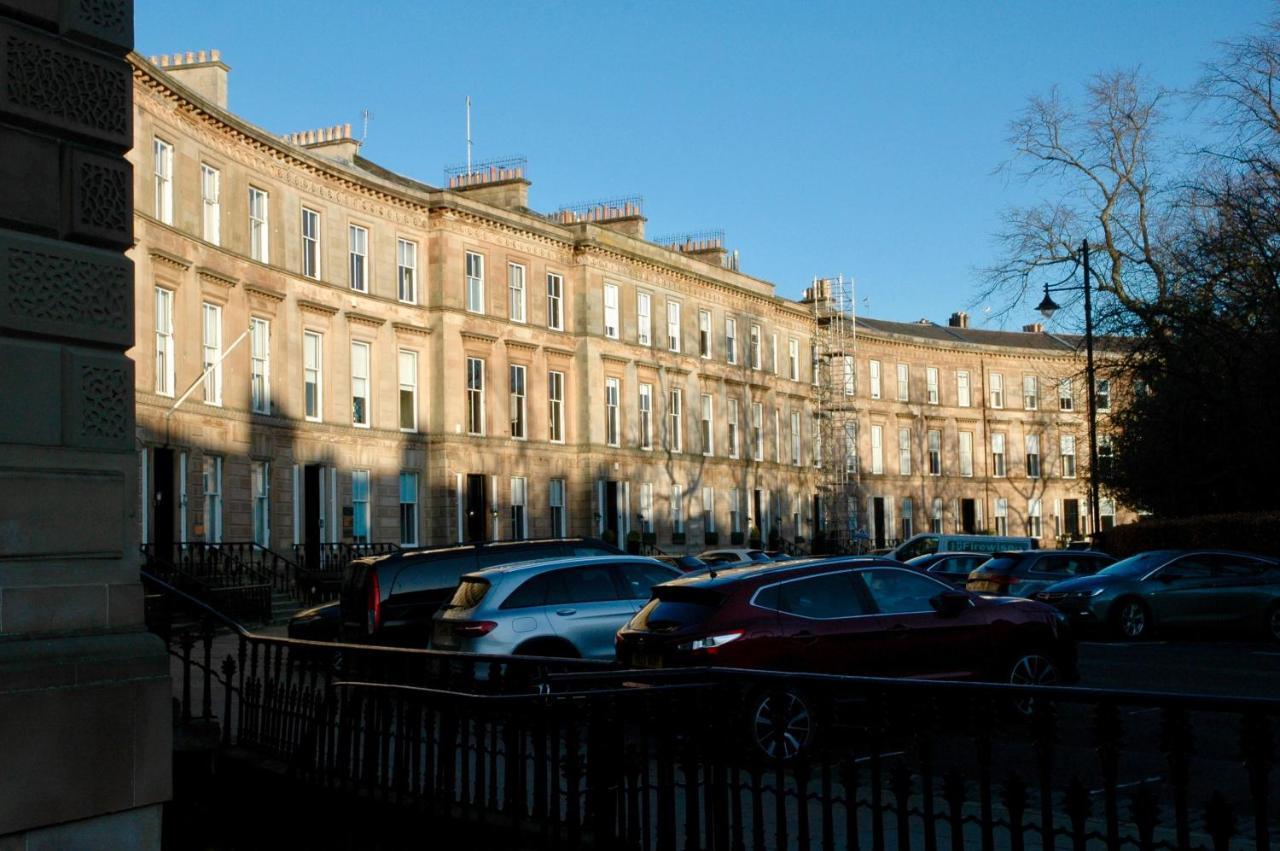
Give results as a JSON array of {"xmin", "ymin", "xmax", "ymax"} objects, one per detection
[{"xmin": 431, "ymin": 556, "xmax": 682, "ymax": 659}]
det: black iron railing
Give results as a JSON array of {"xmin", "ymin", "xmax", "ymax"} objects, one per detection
[{"xmin": 142, "ymin": 544, "xmax": 273, "ymax": 623}]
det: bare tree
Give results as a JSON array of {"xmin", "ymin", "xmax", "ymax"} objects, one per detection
[{"xmin": 979, "ymin": 70, "xmax": 1176, "ymax": 327}]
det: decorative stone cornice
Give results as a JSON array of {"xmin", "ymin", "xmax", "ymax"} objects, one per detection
[
  {"xmin": 544, "ymin": 346, "xmax": 575, "ymax": 360},
  {"xmin": 460, "ymin": 330, "xmax": 498, "ymax": 345},
  {"xmin": 600, "ymin": 353, "xmax": 631, "ymax": 366},
  {"xmin": 392, "ymin": 321, "xmax": 431, "ymax": 336},
  {"xmin": 196, "ymin": 266, "xmax": 237, "ymax": 289},
  {"xmin": 345, "ymin": 311, "xmax": 385, "ymax": 328},
  {"xmin": 149, "ymin": 248, "xmax": 190, "ymax": 271},
  {"xmin": 244, "ymin": 283, "xmax": 286, "ymax": 303},
  {"xmin": 298, "ymin": 299, "xmax": 338, "ymax": 317},
  {"xmin": 504, "ymin": 340, "xmax": 538, "ymax": 354}
]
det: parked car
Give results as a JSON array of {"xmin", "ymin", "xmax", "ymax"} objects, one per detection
[
  {"xmin": 1032, "ymin": 549, "xmax": 1280, "ymax": 641},
  {"xmin": 653, "ymin": 554, "xmax": 709, "ymax": 572},
  {"xmin": 287, "ymin": 600, "xmax": 342, "ymax": 641},
  {"xmin": 617, "ymin": 557, "xmax": 1077, "ymax": 757},
  {"xmin": 432, "ymin": 556, "xmax": 684, "ymax": 659},
  {"xmin": 965, "ymin": 550, "xmax": 1115, "ymax": 598},
  {"xmin": 699, "ymin": 548, "xmax": 773, "ymax": 565},
  {"xmin": 339, "ymin": 538, "xmax": 622, "ymax": 645},
  {"xmin": 904, "ymin": 551, "xmax": 992, "ymax": 588},
  {"xmin": 888, "ymin": 533, "xmax": 1038, "ymax": 562}
]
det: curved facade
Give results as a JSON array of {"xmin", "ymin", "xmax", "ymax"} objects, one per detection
[{"xmin": 128, "ymin": 52, "xmax": 1129, "ymax": 559}]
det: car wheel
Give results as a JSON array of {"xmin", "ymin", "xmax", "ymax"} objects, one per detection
[
  {"xmin": 1005, "ymin": 651, "xmax": 1062, "ymax": 717},
  {"xmin": 1114, "ymin": 599, "xmax": 1151, "ymax": 640},
  {"xmin": 1266, "ymin": 604, "xmax": 1280, "ymax": 643},
  {"xmin": 747, "ymin": 689, "xmax": 816, "ymax": 760}
]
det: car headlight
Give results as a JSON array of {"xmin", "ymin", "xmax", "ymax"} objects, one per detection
[
  {"xmin": 1090, "ymin": 587, "xmax": 1106, "ymax": 597},
  {"xmin": 677, "ymin": 631, "xmax": 743, "ymax": 652}
]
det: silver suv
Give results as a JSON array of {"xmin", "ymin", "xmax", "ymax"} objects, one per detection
[{"xmin": 431, "ymin": 556, "xmax": 683, "ymax": 659}]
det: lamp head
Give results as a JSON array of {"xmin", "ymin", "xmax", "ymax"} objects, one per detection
[{"xmin": 1036, "ymin": 285, "xmax": 1060, "ymax": 320}]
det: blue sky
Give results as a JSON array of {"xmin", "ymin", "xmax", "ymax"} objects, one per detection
[{"xmin": 138, "ymin": 0, "xmax": 1273, "ymax": 326}]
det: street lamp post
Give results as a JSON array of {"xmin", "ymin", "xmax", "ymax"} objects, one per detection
[{"xmin": 1036, "ymin": 238, "xmax": 1100, "ymax": 539}]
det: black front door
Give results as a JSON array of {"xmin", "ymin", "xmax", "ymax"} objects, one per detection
[
  {"xmin": 605, "ymin": 481, "xmax": 620, "ymax": 539},
  {"xmin": 304, "ymin": 464, "xmax": 322, "ymax": 571},
  {"xmin": 152, "ymin": 447, "xmax": 175, "ymax": 553},
  {"xmin": 1063, "ymin": 499, "xmax": 1080, "ymax": 539},
  {"xmin": 961, "ymin": 499, "xmax": 977, "ymax": 534},
  {"xmin": 872, "ymin": 497, "xmax": 886, "ymax": 548},
  {"xmin": 466, "ymin": 474, "xmax": 487, "ymax": 543}
]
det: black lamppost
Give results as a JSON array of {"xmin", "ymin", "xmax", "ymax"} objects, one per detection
[{"xmin": 1035, "ymin": 238, "xmax": 1100, "ymax": 538}]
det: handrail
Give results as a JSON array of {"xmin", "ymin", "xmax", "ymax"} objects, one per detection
[{"xmin": 141, "ymin": 568, "xmax": 249, "ymax": 636}]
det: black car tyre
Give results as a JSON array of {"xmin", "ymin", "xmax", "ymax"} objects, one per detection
[
  {"xmin": 1114, "ymin": 598, "xmax": 1151, "ymax": 641},
  {"xmin": 1005, "ymin": 650, "xmax": 1062, "ymax": 717},
  {"xmin": 1266, "ymin": 603, "xmax": 1280, "ymax": 643},
  {"xmin": 747, "ymin": 688, "xmax": 816, "ymax": 761}
]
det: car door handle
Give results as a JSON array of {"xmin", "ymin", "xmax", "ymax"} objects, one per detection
[
  {"xmin": 555, "ymin": 608, "xmax": 577, "ymax": 616},
  {"xmin": 793, "ymin": 630, "xmax": 818, "ymax": 645}
]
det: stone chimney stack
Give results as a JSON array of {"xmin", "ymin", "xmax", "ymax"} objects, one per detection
[
  {"xmin": 149, "ymin": 49, "xmax": 229, "ymax": 109},
  {"xmin": 285, "ymin": 123, "xmax": 361, "ymax": 164},
  {"xmin": 1023, "ymin": 322, "xmax": 1045, "ymax": 333},
  {"xmin": 948, "ymin": 311, "xmax": 969, "ymax": 329}
]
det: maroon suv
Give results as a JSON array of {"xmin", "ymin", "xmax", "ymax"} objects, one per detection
[{"xmin": 617, "ymin": 557, "xmax": 1076, "ymax": 684}]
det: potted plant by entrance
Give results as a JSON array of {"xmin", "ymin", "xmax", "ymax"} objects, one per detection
[
  {"xmin": 626, "ymin": 530, "xmax": 641, "ymax": 554},
  {"xmin": 704, "ymin": 531, "xmax": 719, "ymax": 546},
  {"xmin": 748, "ymin": 526, "xmax": 762, "ymax": 548}
]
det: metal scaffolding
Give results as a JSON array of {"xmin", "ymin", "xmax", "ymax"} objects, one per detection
[{"xmin": 808, "ymin": 275, "xmax": 862, "ymax": 552}]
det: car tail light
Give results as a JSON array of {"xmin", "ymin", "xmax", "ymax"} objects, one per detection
[
  {"xmin": 677, "ymin": 631, "xmax": 744, "ymax": 654},
  {"xmin": 452, "ymin": 620, "xmax": 498, "ymax": 638},
  {"xmin": 985, "ymin": 573, "xmax": 1016, "ymax": 588},
  {"xmin": 366, "ymin": 571, "xmax": 381, "ymax": 635}
]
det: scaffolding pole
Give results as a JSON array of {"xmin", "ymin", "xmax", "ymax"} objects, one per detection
[{"xmin": 809, "ymin": 275, "xmax": 862, "ymax": 553}]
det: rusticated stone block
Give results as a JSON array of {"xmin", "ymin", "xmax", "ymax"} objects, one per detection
[
  {"xmin": 67, "ymin": 146, "xmax": 132, "ymax": 246},
  {"xmin": 0, "ymin": 229, "xmax": 133, "ymax": 347},
  {"xmin": 61, "ymin": 0, "xmax": 132, "ymax": 53},
  {"xmin": 63, "ymin": 349, "xmax": 133, "ymax": 450},
  {"xmin": 0, "ymin": 337, "xmax": 60, "ymax": 445},
  {"xmin": 0, "ymin": 18, "xmax": 130, "ymax": 147},
  {"xmin": 0, "ymin": 467, "xmax": 124, "ymax": 559}
]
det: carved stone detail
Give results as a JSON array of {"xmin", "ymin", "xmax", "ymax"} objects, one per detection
[
  {"xmin": 68, "ymin": 148, "xmax": 130, "ymax": 243},
  {"xmin": 79, "ymin": 364, "xmax": 127, "ymax": 441},
  {"xmin": 0, "ymin": 232, "xmax": 131, "ymax": 346},
  {"xmin": 2, "ymin": 25, "xmax": 130, "ymax": 144}
]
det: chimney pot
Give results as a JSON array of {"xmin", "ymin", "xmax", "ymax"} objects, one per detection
[
  {"xmin": 185, "ymin": 51, "xmax": 195, "ymax": 63},
  {"xmin": 211, "ymin": 49, "xmax": 220, "ymax": 62},
  {"xmin": 197, "ymin": 50, "xmax": 207, "ymax": 62},
  {"xmin": 1023, "ymin": 322, "xmax": 1045, "ymax": 333},
  {"xmin": 344, "ymin": 122, "xmax": 352, "ymax": 139}
]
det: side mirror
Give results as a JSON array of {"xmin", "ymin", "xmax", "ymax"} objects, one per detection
[{"xmin": 930, "ymin": 590, "xmax": 971, "ymax": 617}]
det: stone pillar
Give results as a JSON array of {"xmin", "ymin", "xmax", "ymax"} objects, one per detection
[{"xmin": 0, "ymin": 2, "xmax": 170, "ymax": 848}]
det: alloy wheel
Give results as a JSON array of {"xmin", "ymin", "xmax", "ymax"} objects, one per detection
[
  {"xmin": 1119, "ymin": 601, "xmax": 1148, "ymax": 639},
  {"xmin": 1007, "ymin": 653, "xmax": 1060, "ymax": 716},
  {"xmin": 751, "ymin": 691, "xmax": 813, "ymax": 760}
]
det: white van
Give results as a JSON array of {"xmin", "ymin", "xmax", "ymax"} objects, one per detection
[{"xmin": 888, "ymin": 533, "xmax": 1038, "ymax": 562}]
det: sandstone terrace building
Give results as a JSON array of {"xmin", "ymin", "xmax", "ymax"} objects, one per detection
[{"xmin": 128, "ymin": 50, "xmax": 1132, "ymax": 567}]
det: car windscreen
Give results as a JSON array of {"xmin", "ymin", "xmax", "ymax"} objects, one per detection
[
  {"xmin": 632, "ymin": 587, "xmax": 726, "ymax": 632},
  {"xmin": 970, "ymin": 556, "xmax": 1020, "ymax": 575},
  {"xmin": 443, "ymin": 578, "xmax": 490, "ymax": 611},
  {"xmin": 391, "ymin": 552, "xmax": 477, "ymax": 593},
  {"xmin": 1097, "ymin": 550, "xmax": 1177, "ymax": 579}
]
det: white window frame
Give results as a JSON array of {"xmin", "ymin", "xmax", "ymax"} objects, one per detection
[
  {"xmin": 509, "ymin": 364, "xmax": 527, "ymax": 440},
  {"xmin": 1097, "ymin": 378, "xmax": 1111, "ymax": 411},
  {"xmin": 896, "ymin": 363, "xmax": 909, "ymax": 402},
  {"xmin": 771, "ymin": 333, "xmax": 779, "ymax": 374},
  {"xmin": 303, "ymin": 330, "xmax": 322, "ymax": 422},
  {"xmin": 927, "ymin": 429, "xmax": 941, "ymax": 476},
  {"xmin": 154, "ymin": 287, "xmax": 174, "ymax": 397},
  {"xmin": 898, "ymin": 426, "xmax": 911, "ymax": 476},
  {"xmin": 252, "ymin": 460, "xmax": 270, "ymax": 547},
  {"xmin": 348, "ymin": 224, "xmax": 369, "ymax": 292},
  {"xmin": 926, "ymin": 367, "xmax": 939, "ymax": 405},
  {"xmin": 398, "ymin": 349, "xmax": 417, "ymax": 432},
  {"xmin": 901, "ymin": 497, "xmax": 914, "ymax": 540},
  {"xmin": 702, "ymin": 486, "xmax": 716, "ymax": 534},
  {"xmin": 466, "ymin": 357, "xmax": 485, "ymax": 436},
  {"xmin": 1060, "ymin": 434, "xmax": 1077, "ymax": 478},
  {"xmin": 352, "ymin": 470, "xmax": 371, "ymax": 543},
  {"xmin": 399, "ymin": 472, "xmax": 419, "ymax": 546},
  {"xmin": 727, "ymin": 399, "xmax": 739, "ymax": 459},
  {"xmin": 1026, "ymin": 433, "xmax": 1041, "ymax": 479},
  {"xmin": 749, "ymin": 323, "xmax": 761, "ymax": 369},
  {"xmin": 956, "ymin": 370, "xmax": 971, "ymax": 407},
  {"xmin": 201, "ymin": 163, "xmax": 220, "ymax": 244},
  {"xmin": 959, "ymin": 431, "xmax": 974, "ymax": 477},
  {"xmin": 725, "ymin": 318, "xmax": 738, "ymax": 365},
  {"xmin": 672, "ymin": 483, "xmax": 684, "ymax": 534},
  {"xmin": 667, "ymin": 300, "xmax": 682, "ymax": 352},
  {"xmin": 549, "ymin": 478, "xmax": 566, "ymax": 536},
  {"xmin": 842, "ymin": 356, "xmax": 856, "ymax": 396},
  {"xmin": 350, "ymin": 340, "xmax": 371, "ymax": 427},
  {"xmin": 637, "ymin": 292, "xmax": 651, "ymax": 346},
  {"xmin": 789, "ymin": 338, "xmax": 800, "ymax": 381},
  {"xmin": 990, "ymin": 372, "xmax": 1004, "ymax": 408},
  {"xmin": 752, "ymin": 401, "xmax": 764, "ymax": 460},
  {"xmin": 466, "ymin": 252, "xmax": 485, "ymax": 314},
  {"xmin": 994, "ymin": 498, "xmax": 1009, "ymax": 536},
  {"xmin": 511, "ymin": 476, "xmax": 528, "ymax": 539},
  {"xmin": 603, "ymin": 283, "xmax": 619, "ymax": 339},
  {"xmin": 791, "ymin": 411, "xmax": 801, "ymax": 465},
  {"xmin": 992, "ymin": 433, "xmax": 1006, "ymax": 477},
  {"xmin": 931, "ymin": 497, "xmax": 944, "ymax": 534},
  {"xmin": 1028, "ymin": 498, "xmax": 1043, "ymax": 538},
  {"xmin": 201, "ymin": 455, "xmax": 222, "ymax": 543},
  {"xmin": 397, "ymin": 239, "xmax": 417, "ymax": 304},
  {"xmin": 508, "ymin": 262, "xmax": 526, "ymax": 323},
  {"xmin": 730, "ymin": 487, "xmax": 741, "ymax": 534},
  {"xmin": 639, "ymin": 383, "xmax": 653, "ymax": 450},
  {"xmin": 548, "ymin": 371, "xmax": 565, "ymax": 443},
  {"xmin": 605, "ymin": 377, "xmax": 620, "ymax": 447},
  {"xmin": 1024, "ymin": 375, "xmax": 1039, "ymax": 410},
  {"xmin": 669, "ymin": 388, "xmax": 683, "ymax": 453},
  {"xmin": 546, "ymin": 272, "xmax": 564, "ymax": 331},
  {"xmin": 870, "ymin": 360, "xmax": 882, "ymax": 400},
  {"xmin": 250, "ymin": 317, "xmax": 270, "ymax": 414},
  {"xmin": 700, "ymin": 393, "xmax": 713, "ymax": 456},
  {"xmin": 870, "ymin": 425, "xmax": 884, "ymax": 475},
  {"xmin": 698, "ymin": 309, "xmax": 712, "ymax": 358},
  {"xmin": 301, "ymin": 208, "xmax": 320, "ymax": 279},
  {"xmin": 249, "ymin": 186, "xmax": 269, "ymax": 262},
  {"xmin": 201, "ymin": 302, "xmax": 222, "ymax": 406},
  {"xmin": 153, "ymin": 138, "xmax": 173, "ymax": 224}
]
